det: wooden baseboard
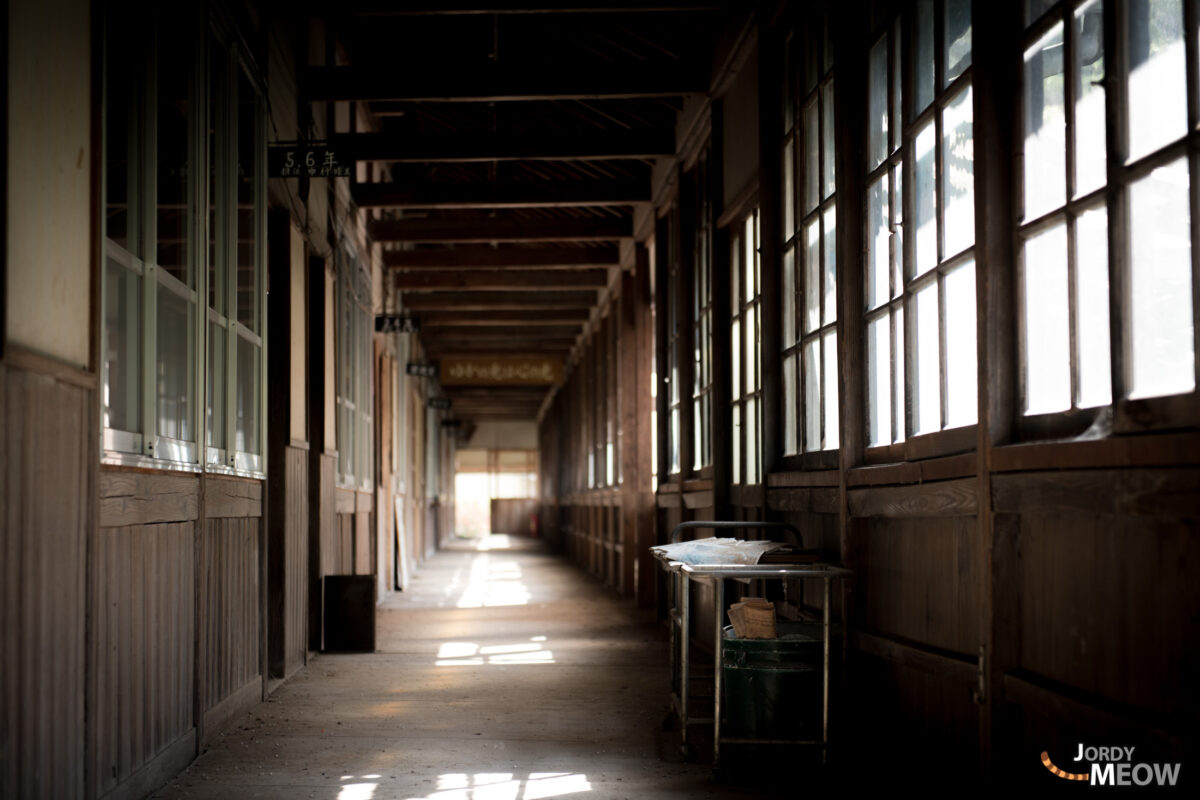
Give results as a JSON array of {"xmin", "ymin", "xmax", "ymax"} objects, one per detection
[
  {"xmin": 202, "ymin": 677, "xmax": 262, "ymax": 743},
  {"xmin": 97, "ymin": 729, "xmax": 196, "ymax": 800}
]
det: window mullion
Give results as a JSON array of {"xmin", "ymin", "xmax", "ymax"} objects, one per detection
[
  {"xmin": 221, "ymin": 52, "xmax": 238, "ymax": 465},
  {"xmin": 1104, "ymin": 0, "xmax": 1129, "ymax": 402},
  {"xmin": 192, "ymin": 23, "xmax": 207, "ymax": 467},
  {"xmin": 141, "ymin": 47, "xmax": 159, "ymax": 458}
]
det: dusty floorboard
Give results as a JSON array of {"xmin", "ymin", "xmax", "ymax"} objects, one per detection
[{"xmin": 152, "ymin": 536, "xmax": 792, "ymax": 799}]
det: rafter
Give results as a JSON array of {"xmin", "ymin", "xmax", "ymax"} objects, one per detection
[
  {"xmin": 395, "ymin": 268, "xmax": 608, "ymax": 291},
  {"xmin": 328, "ymin": 130, "xmax": 673, "ymax": 162},
  {"xmin": 384, "ymin": 245, "xmax": 619, "ymax": 269},
  {"xmin": 371, "ymin": 216, "xmax": 631, "ymax": 243},
  {"xmin": 353, "ymin": 177, "xmax": 649, "ymax": 209}
]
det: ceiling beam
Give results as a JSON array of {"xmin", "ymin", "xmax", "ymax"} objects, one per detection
[
  {"xmin": 395, "ymin": 268, "xmax": 608, "ymax": 291},
  {"xmin": 424, "ymin": 338, "xmax": 577, "ymax": 352},
  {"xmin": 336, "ymin": 3, "xmax": 723, "ymax": 15},
  {"xmin": 414, "ymin": 309, "xmax": 592, "ymax": 324},
  {"xmin": 402, "ymin": 290, "xmax": 597, "ymax": 309},
  {"xmin": 424, "ymin": 325, "xmax": 583, "ymax": 339},
  {"xmin": 353, "ymin": 177, "xmax": 650, "ymax": 210},
  {"xmin": 371, "ymin": 215, "xmax": 632, "ymax": 243},
  {"xmin": 385, "ymin": 245, "xmax": 618, "ymax": 269},
  {"xmin": 329, "ymin": 130, "xmax": 674, "ymax": 162},
  {"xmin": 307, "ymin": 66, "xmax": 705, "ymax": 103}
]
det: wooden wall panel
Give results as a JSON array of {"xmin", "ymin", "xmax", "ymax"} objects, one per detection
[
  {"xmin": 1, "ymin": 366, "xmax": 90, "ymax": 799},
  {"xmin": 318, "ymin": 454, "xmax": 338, "ymax": 576},
  {"xmin": 284, "ymin": 447, "xmax": 309, "ymax": 676},
  {"xmin": 1016, "ymin": 511, "xmax": 1200, "ymax": 721},
  {"xmin": 491, "ymin": 498, "xmax": 537, "ymax": 536},
  {"xmin": 92, "ymin": 523, "xmax": 194, "ymax": 797},
  {"xmin": 354, "ymin": 510, "xmax": 371, "ymax": 575},
  {"xmin": 201, "ymin": 518, "xmax": 260, "ymax": 712},
  {"xmin": 848, "ymin": 517, "xmax": 979, "ymax": 656}
]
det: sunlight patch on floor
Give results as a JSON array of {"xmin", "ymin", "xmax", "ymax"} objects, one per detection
[
  {"xmin": 404, "ymin": 772, "xmax": 591, "ymax": 800},
  {"xmin": 436, "ymin": 637, "xmax": 555, "ymax": 666}
]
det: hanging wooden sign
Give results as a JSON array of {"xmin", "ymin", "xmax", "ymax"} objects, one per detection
[
  {"xmin": 439, "ymin": 356, "xmax": 564, "ymax": 386},
  {"xmin": 406, "ymin": 362, "xmax": 439, "ymax": 377},
  {"xmin": 428, "ymin": 397, "xmax": 452, "ymax": 410},
  {"xmin": 375, "ymin": 314, "xmax": 420, "ymax": 333},
  {"xmin": 268, "ymin": 142, "xmax": 353, "ymax": 178}
]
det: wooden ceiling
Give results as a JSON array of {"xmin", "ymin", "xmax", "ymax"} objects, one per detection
[{"xmin": 320, "ymin": 2, "xmax": 727, "ymax": 422}]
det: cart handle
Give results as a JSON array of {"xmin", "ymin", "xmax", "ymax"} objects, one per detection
[{"xmin": 669, "ymin": 520, "xmax": 804, "ymax": 548}]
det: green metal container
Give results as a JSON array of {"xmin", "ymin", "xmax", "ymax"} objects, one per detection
[{"xmin": 721, "ymin": 622, "xmax": 822, "ymax": 740}]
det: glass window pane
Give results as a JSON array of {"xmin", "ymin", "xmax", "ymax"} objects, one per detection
[
  {"xmin": 892, "ymin": 164, "xmax": 905, "ymax": 298},
  {"xmin": 944, "ymin": 0, "xmax": 973, "ymax": 85},
  {"xmin": 746, "ymin": 397, "xmax": 758, "ymax": 483},
  {"xmin": 156, "ymin": 280, "xmax": 194, "ymax": 442},
  {"xmin": 1075, "ymin": 205, "xmax": 1112, "ymax": 407},
  {"xmin": 157, "ymin": 29, "xmax": 191, "ymax": 286},
  {"xmin": 868, "ymin": 315, "xmax": 891, "ymax": 446},
  {"xmin": 804, "ymin": 101, "xmax": 819, "ymax": 213},
  {"xmin": 1074, "ymin": 0, "xmax": 1106, "ymax": 197},
  {"xmin": 823, "ymin": 206, "xmax": 837, "ymax": 325},
  {"xmin": 103, "ymin": 257, "xmax": 142, "ymax": 434},
  {"xmin": 804, "ymin": 338, "xmax": 821, "ymax": 451},
  {"xmin": 1126, "ymin": 0, "xmax": 1187, "ymax": 162},
  {"xmin": 915, "ymin": 0, "xmax": 936, "ymax": 112},
  {"xmin": 732, "ymin": 404, "xmax": 742, "ymax": 484},
  {"xmin": 892, "ymin": 19, "xmax": 903, "ymax": 154},
  {"xmin": 914, "ymin": 280, "xmax": 941, "ymax": 434},
  {"xmin": 823, "ymin": 330, "xmax": 839, "ymax": 449},
  {"xmin": 945, "ymin": 262, "xmax": 977, "ymax": 428},
  {"xmin": 783, "ymin": 354, "xmax": 798, "ymax": 455},
  {"xmin": 914, "ymin": 119, "xmax": 938, "ymax": 277},
  {"xmin": 804, "ymin": 219, "xmax": 821, "ymax": 332},
  {"xmin": 1023, "ymin": 224, "xmax": 1071, "ymax": 414},
  {"xmin": 744, "ymin": 215, "xmax": 756, "ymax": 301},
  {"xmin": 822, "ymin": 80, "xmax": 836, "ymax": 199},
  {"xmin": 669, "ymin": 408, "xmax": 680, "ymax": 473},
  {"xmin": 1128, "ymin": 158, "xmax": 1194, "ymax": 398},
  {"xmin": 731, "ymin": 232, "xmax": 740, "ymax": 308},
  {"xmin": 868, "ymin": 175, "xmax": 890, "ymax": 310},
  {"xmin": 894, "ymin": 306, "xmax": 906, "ymax": 442},
  {"xmin": 1024, "ymin": 22, "xmax": 1067, "ymax": 220},
  {"xmin": 105, "ymin": 42, "xmax": 136, "ymax": 256},
  {"xmin": 873, "ymin": 36, "xmax": 892, "ymax": 171},
  {"xmin": 869, "ymin": 37, "xmax": 889, "ymax": 170},
  {"xmin": 236, "ymin": 334, "xmax": 260, "ymax": 454},
  {"xmin": 237, "ymin": 72, "xmax": 259, "ymax": 332},
  {"xmin": 783, "ymin": 140, "xmax": 795, "ymax": 239},
  {"xmin": 207, "ymin": 319, "xmax": 225, "ymax": 449},
  {"xmin": 783, "ymin": 245, "xmax": 797, "ymax": 345},
  {"xmin": 746, "ymin": 306, "xmax": 758, "ymax": 394},
  {"xmin": 943, "ymin": 85, "xmax": 975, "ymax": 258},
  {"xmin": 732, "ymin": 318, "xmax": 741, "ymax": 400},
  {"xmin": 1026, "ymin": 0, "xmax": 1058, "ymax": 27}
]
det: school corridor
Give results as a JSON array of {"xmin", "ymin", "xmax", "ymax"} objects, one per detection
[{"xmin": 150, "ymin": 536, "xmax": 779, "ymax": 800}]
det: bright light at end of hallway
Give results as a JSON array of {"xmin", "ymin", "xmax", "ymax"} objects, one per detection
[{"xmin": 406, "ymin": 772, "xmax": 591, "ymax": 800}]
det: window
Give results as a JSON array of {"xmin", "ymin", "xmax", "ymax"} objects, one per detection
[
  {"xmin": 782, "ymin": 4, "xmax": 839, "ymax": 457},
  {"xmin": 336, "ymin": 249, "xmax": 374, "ymax": 489},
  {"xmin": 1020, "ymin": 0, "xmax": 1198, "ymax": 427},
  {"xmin": 102, "ymin": 9, "xmax": 265, "ymax": 474},
  {"xmin": 732, "ymin": 209, "xmax": 762, "ymax": 485},
  {"xmin": 689, "ymin": 151, "xmax": 715, "ymax": 472},
  {"xmin": 660, "ymin": 206, "xmax": 683, "ymax": 475},
  {"xmin": 865, "ymin": 0, "xmax": 977, "ymax": 450}
]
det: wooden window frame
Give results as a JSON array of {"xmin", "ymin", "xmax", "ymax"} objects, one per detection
[
  {"xmin": 863, "ymin": 0, "xmax": 981, "ymax": 466},
  {"xmin": 731, "ymin": 208, "xmax": 764, "ymax": 486}
]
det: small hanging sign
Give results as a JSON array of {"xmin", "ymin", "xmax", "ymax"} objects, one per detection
[
  {"xmin": 268, "ymin": 142, "xmax": 353, "ymax": 178},
  {"xmin": 375, "ymin": 314, "xmax": 420, "ymax": 333},
  {"xmin": 406, "ymin": 362, "xmax": 439, "ymax": 377},
  {"xmin": 428, "ymin": 397, "xmax": 452, "ymax": 411}
]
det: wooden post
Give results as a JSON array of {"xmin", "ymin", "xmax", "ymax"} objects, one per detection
[{"xmin": 972, "ymin": 0, "xmax": 1020, "ymax": 779}]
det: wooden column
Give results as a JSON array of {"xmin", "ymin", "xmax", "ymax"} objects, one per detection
[
  {"xmin": 757, "ymin": 12, "xmax": 784, "ymax": 488},
  {"xmin": 972, "ymin": 0, "xmax": 1021, "ymax": 778},
  {"xmin": 709, "ymin": 102, "xmax": 733, "ymax": 520}
]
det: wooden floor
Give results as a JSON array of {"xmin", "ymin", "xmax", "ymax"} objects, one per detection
[{"xmin": 151, "ymin": 535, "xmax": 789, "ymax": 799}]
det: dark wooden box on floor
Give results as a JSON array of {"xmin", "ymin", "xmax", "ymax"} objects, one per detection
[{"xmin": 322, "ymin": 575, "xmax": 376, "ymax": 652}]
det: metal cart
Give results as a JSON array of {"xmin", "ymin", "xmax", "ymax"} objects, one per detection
[
  {"xmin": 654, "ymin": 521, "xmax": 806, "ymax": 760},
  {"xmin": 681, "ymin": 561, "xmax": 851, "ymax": 770}
]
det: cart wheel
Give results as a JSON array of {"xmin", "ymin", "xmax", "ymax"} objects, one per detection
[
  {"xmin": 680, "ymin": 742, "xmax": 695, "ymax": 762},
  {"xmin": 660, "ymin": 712, "xmax": 676, "ymax": 732}
]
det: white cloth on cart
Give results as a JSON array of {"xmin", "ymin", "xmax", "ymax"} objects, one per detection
[{"xmin": 649, "ymin": 537, "xmax": 789, "ymax": 566}]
